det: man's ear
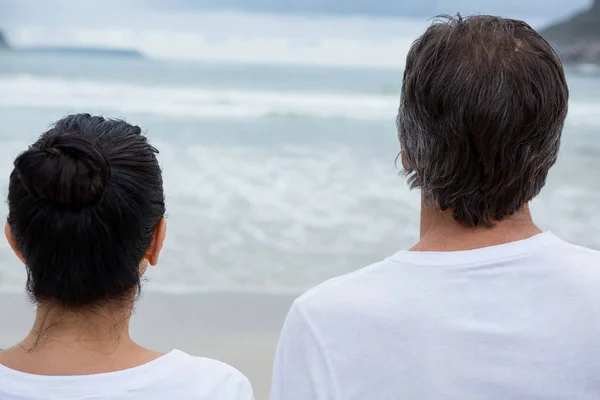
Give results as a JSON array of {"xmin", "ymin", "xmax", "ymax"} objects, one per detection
[
  {"xmin": 5, "ymin": 221, "xmax": 25, "ymax": 264},
  {"xmin": 145, "ymin": 217, "xmax": 167, "ymax": 267},
  {"xmin": 400, "ymin": 150, "xmax": 410, "ymax": 170}
]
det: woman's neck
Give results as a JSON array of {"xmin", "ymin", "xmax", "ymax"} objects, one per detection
[
  {"xmin": 0, "ymin": 302, "xmax": 161, "ymax": 375},
  {"xmin": 26, "ymin": 303, "xmax": 134, "ymax": 351}
]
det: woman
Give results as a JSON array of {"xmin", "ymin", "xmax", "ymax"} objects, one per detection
[{"xmin": 0, "ymin": 114, "xmax": 253, "ymax": 399}]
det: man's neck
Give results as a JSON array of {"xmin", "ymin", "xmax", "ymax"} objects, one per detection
[{"xmin": 412, "ymin": 203, "xmax": 542, "ymax": 252}]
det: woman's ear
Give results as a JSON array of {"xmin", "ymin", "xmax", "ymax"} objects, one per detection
[
  {"xmin": 5, "ymin": 221, "xmax": 25, "ymax": 264},
  {"xmin": 145, "ymin": 217, "xmax": 167, "ymax": 267}
]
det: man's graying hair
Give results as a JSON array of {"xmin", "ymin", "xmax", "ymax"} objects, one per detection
[{"xmin": 397, "ymin": 15, "xmax": 568, "ymax": 226}]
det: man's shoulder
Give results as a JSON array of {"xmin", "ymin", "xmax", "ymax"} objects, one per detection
[
  {"xmin": 292, "ymin": 237, "xmax": 600, "ymax": 318},
  {"xmin": 545, "ymin": 237, "xmax": 600, "ymax": 268},
  {"xmin": 555, "ymin": 239, "xmax": 600, "ymax": 257},
  {"xmin": 293, "ymin": 257, "xmax": 398, "ymax": 318},
  {"xmin": 545, "ymin": 239, "xmax": 600, "ymax": 282}
]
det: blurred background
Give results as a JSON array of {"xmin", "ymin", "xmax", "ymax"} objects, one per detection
[
  {"xmin": 0, "ymin": 0, "xmax": 598, "ymax": 311},
  {"xmin": 1, "ymin": 1, "xmax": 599, "ymax": 397}
]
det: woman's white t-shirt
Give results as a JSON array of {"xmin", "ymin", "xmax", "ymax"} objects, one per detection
[{"xmin": 0, "ymin": 350, "xmax": 253, "ymax": 399}]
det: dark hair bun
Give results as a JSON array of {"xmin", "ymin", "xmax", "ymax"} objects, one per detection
[{"xmin": 14, "ymin": 133, "xmax": 110, "ymax": 207}]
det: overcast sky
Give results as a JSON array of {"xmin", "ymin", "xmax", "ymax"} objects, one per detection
[
  {"xmin": 154, "ymin": 0, "xmax": 593, "ymax": 18},
  {"xmin": 0, "ymin": 0, "xmax": 593, "ymax": 26},
  {"xmin": 0, "ymin": 0, "xmax": 593, "ymax": 67}
]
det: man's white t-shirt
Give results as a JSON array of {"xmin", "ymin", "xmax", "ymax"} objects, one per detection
[
  {"xmin": 0, "ymin": 350, "xmax": 253, "ymax": 399},
  {"xmin": 271, "ymin": 232, "xmax": 600, "ymax": 400}
]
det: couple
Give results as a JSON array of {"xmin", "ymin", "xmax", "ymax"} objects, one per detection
[{"xmin": 1, "ymin": 15, "xmax": 599, "ymax": 400}]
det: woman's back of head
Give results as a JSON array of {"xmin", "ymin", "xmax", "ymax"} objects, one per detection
[
  {"xmin": 0, "ymin": 115, "xmax": 254, "ymax": 399},
  {"xmin": 7, "ymin": 113, "xmax": 165, "ymax": 309}
]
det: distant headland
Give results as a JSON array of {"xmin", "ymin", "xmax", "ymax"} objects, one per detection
[
  {"xmin": 0, "ymin": 30, "xmax": 9, "ymax": 49},
  {"xmin": 0, "ymin": 28, "xmax": 143, "ymax": 58},
  {"xmin": 20, "ymin": 47, "xmax": 144, "ymax": 58},
  {"xmin": 541, "ymin": 0, "xmax": 600, "ymax": 65}
]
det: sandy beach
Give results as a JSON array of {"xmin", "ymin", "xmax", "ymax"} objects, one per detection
[{"xmin": 0, "ymin": 291, "xmax": 296, "ymax": 400}]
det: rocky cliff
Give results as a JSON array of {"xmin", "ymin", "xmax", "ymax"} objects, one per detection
[
  {"xmin": 541, "ymin": 0, "xmax": 600, "ymax": 64},
  {"xmin": 0, "ymin": 29, "xmax": 9, "ymax": 49}
]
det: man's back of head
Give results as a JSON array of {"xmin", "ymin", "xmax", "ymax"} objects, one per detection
[
  {"xmin": 399, "ymin": 15, "xmax": 568, "ymax": 228},
  {"xmin": 271, "ymin": 15, "xmax": 600, "ymax": 400}
]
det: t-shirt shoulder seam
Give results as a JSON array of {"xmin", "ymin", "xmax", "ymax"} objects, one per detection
[{"xmin": 294, "ymin": 302, "xmax": 339, "ymax": 400}]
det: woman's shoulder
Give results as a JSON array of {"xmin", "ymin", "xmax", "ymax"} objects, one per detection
[
  {"xmin": 166, "ymin": 350, "xmax": 253, "ymax": 399},
  {"xmin": 176, "ymin": 350, "xmax": 249, "ymax": 380},
  {"xmin": 0, "ymin": 349, "xmax": 253, "ymax": 400}
]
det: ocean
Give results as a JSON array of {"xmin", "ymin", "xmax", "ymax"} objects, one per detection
[{"xmin": 0, "ymin": 38, "xmax": 599, "ymax": 295}]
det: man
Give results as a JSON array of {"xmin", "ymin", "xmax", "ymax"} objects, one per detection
[{"xmin": 270, "ymin": 15, "xmax": 600, "ymax": 400}]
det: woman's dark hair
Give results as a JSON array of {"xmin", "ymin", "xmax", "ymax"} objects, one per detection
[
  {"xmin": 397, "ymin": 15, "xmax": 569, "ymax": 226},
  {"xmin": 7, "ymin": 114, "xmax": 165, "ymax": 309}
]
